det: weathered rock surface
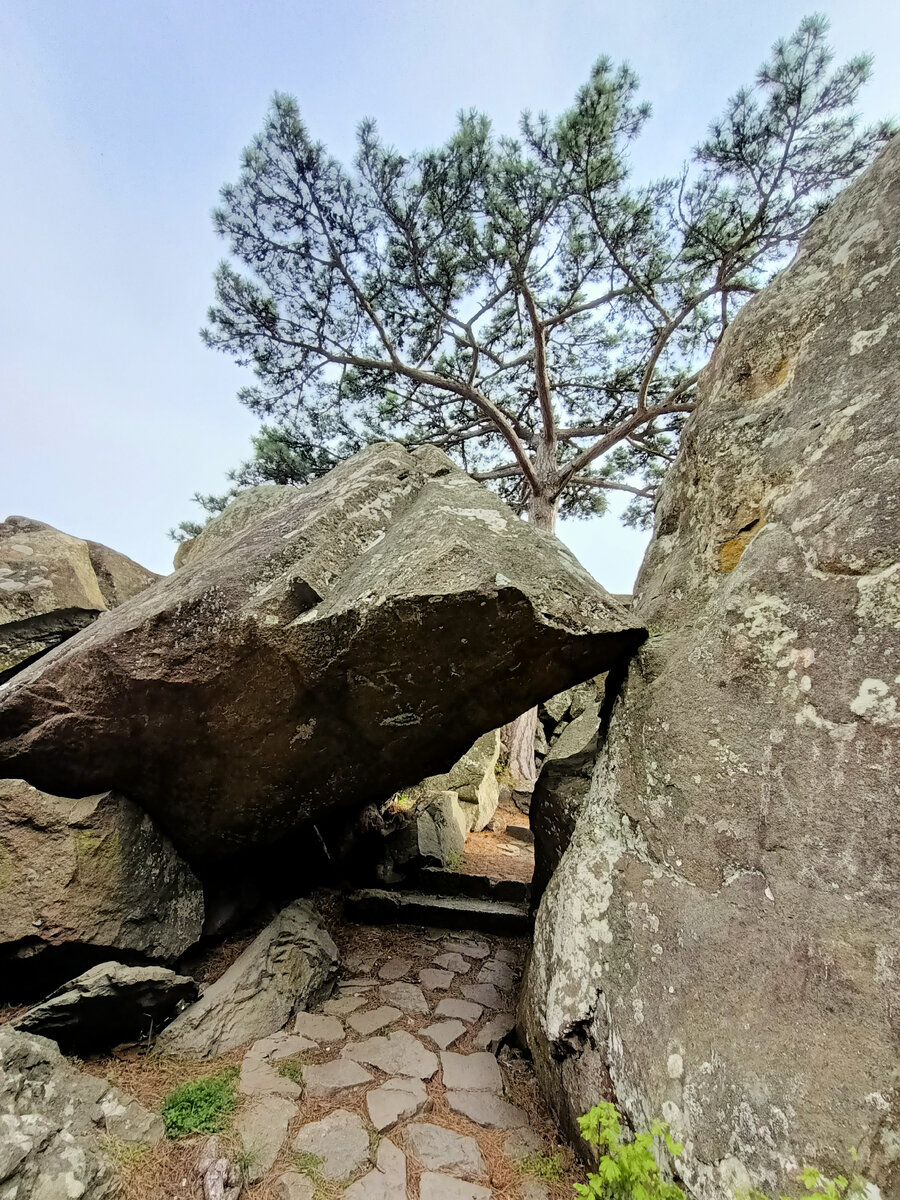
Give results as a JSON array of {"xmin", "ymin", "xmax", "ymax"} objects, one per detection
[
  {"xmin": 0, "ymin": 444, "xmax": 643, "ymax": 861},
  {"xmin": 157, "ymin": 900, "xmax": 338, "ymax": 1058},
  {"xmin": 521, "ymin": 140, "xmax": 900, "ymax": 1199},
  {"xmin": 0, "ymin": 516, "xmax": 159, "ymax": 682},
  {"xmin": 529, "ymin": 700, "xmax": 601, "ymax": 907},
  {"xmin": 173, "ymin": 484, "xmax": 297, "ymax": 570},
  {"xmin": 0, "ymin": 1024, "xmax": 162, "ymax": 1199},
  {"xmin": 0, "ymin": 779, "xmax": 204, "ymax": 995},
  {"xmin": 13, "ymin": 961, "xmax": 198, "ymax": 1053}
]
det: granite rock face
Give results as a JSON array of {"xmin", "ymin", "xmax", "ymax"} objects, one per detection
[
  {"xmin": 521, "ymin": 140, "xmax": 900, "ymax": 1199},
  {"xmin": 157, "ymin": 900, "xmax": 338, "ymax": 1058},
  {"xmin": 0, "ymin": 516, "xmax": 159, "ymax": 682},
  {"xmin": 0, "ymin": 444, "xmax": 643, "ymax": 862},
  {"xmin": 0, "ymin": 779, "xmax": 204, "ymax": 995},
  {"xmin": 0, "ymin": 1024, "xmax": 163, "ymax": 1200}
]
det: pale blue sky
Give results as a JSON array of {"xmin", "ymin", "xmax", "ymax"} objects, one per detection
[{"xmin": 1, "ymin": 1, "xmax": 897, "ymax": 586}]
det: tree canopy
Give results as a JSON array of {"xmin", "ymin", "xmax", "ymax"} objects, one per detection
[{"xmin": 187, "ymin": 15, "xmax": 888, "ymax": 538}]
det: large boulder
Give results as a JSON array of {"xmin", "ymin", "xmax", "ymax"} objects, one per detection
[
  {"xmin": 0, "ymin": 779, "xmax": 204, "ymax": 996},
  {"xmin": 0, "ymin": 444, "xmax": 643, "ymax": 863},
  {"xmin": 14, "ymin": 962, "xmax": 199, "ymax": 1054},
  {"xmin": 0, "ymin": 516, "xmax": 159, "ymax": 682},
  {"xmin": 173, "ymin": 483, "xmax": 297, "ymax": 569},
  {"xmin": 520, "ymin": 140, "xmax": 900, "ymax": 1200},
  {"xmin": 0, "ymin": 1024, "xmax": 163, "ymax": 1199},
  {"xmin": 386, "ymin": 730, "xmax": 502, "ymax": 873},
  {"xmin": 156, "ymin": 899, "xmax": 339, "ymax": 1058}
]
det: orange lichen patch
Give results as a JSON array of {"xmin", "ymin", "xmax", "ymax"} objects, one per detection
[
  {"xmin": 750, "ymin": 353, "xmax": 792, "ymax": 399},
  {"xmin": 718, "ymin": 516, "xmax": 766, "ymax": 573}
]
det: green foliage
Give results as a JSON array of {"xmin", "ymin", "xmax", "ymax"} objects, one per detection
[
  {"xmin": 185, "ymin": 15, "xmax": 889, "ymax": 538},
  {"xmin": 520, "ymin": 1151, "xmax": 563, "ymax": 1180},
  {"xmin": 746, "ymin": 1149, "xmax": 873, "ymax": 1200},
  {"xmin": 574, "ymin": 1103, "xmax": 684, "ymax": 1200},
  {"xmin": 445, "ymin": 851, "xmax": 465, "ymax": 869},
  {"xmin": 277, "ymin": 1057, "xmax": 304, "ymax": 1084},
  {"xmin": 160, "ymin": 1068, "xmax": 238, "ymax": 1138}
]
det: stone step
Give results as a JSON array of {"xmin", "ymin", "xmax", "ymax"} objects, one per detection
[
  {"xmin": 415, "ymin": 867, "xmax": 530, "ymax": 906},
  {"xmin": 504, "ymin": 824, "xmax": 534, "ymax": 845},
  {"xmin": 344, "ymin": 889, "xmax": 530, "ymax": 936}
]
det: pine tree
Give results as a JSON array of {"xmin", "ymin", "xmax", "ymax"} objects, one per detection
[{"xmin": 196, "ymin": 15, "xmax": 887, "ymax": 541}]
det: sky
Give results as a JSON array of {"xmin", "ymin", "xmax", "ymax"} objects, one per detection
[{"xmin": 1, "ymin": 1, "xmax": 897, "ymax": 589}]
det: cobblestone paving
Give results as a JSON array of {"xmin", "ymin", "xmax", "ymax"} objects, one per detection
[{"xmin": 234, "ymin": 922, "xmax": 574, "ymax": 1198}]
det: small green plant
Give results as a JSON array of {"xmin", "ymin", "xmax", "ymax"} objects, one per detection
[
  {"xmin": 521, "ymin": 1151, "xmax": 563, "ymax": 1180},
  {"xmin": 575, "ymin": 1102, "xmax": 684, "ymax": 1199},
  {"xmin": 278, "ymin": 1057, "xmax": 304, "ymax": 1084},
  {"xmin": 745, "ymin": 1151, "xmax": 873, "ymax": 1200},
  {"xmin": 293, "ymin": 1150, "xmax": 324, "ymax": 1177},
  {"xmin": 233, "ymin": 1145, "xmax": 260, "ymax": 1179},
  {"xmin": 161, "ymin": 1068, "xmax": 238, "ymax": 1138},
  {"xmin": 392, "ymin": 792, "xmax": 415, "ymax": 811},
  {"xmin": 445, "ymin": 851, "xmax": 464, "ymax": 869}
]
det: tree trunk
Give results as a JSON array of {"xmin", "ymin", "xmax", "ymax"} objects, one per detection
[
  {"xmin": 502, "ymin": 483, "xmax": 558, "ymax": 794},
  {"xmin": 501, "ymin": 707, "xmax": 540, "ymax": 793}
]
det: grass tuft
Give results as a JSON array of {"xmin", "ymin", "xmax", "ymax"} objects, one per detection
[
  {"xmin": 161, "ymin": 1067, "xmax": 238, "ymax": 1138},
  {"xmin": 520, "ymin": 1150, "xmax": 564, "ymax": 1180}
]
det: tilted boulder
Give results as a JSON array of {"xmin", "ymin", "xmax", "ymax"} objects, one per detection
[
  {"xmin": 156, "ymin": 899, "xmax": 339, "ymax": 1058},
  {"xmin": 173, "ymin": 483, "xmax": 297, "ymax": 569},
  {"xmin": 0, "ymin": 516, "xmax": 159, "ymax": 682},
  {"xmin": 14, "ymin": 962, "xmax": 199, "ymax": 1054},
  {"xmin": 520, "ymin": 141, "xmax": 900, "ymax": 1198},
  {"xmin": 0, "ymin": 1024, "xmax": 163, "ymax": 1199},
  {"xmin": 0, "ymin": 779, "xmax": 204, "ymax": 995},
  {"xmin": 0, "ymin": 444, "xmax": 643, "ymax": 862}
]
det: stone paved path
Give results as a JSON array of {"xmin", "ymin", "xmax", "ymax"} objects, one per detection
[{"xmin": 234, "ymin": 920, "xmax": 568, "ymax": 1198}]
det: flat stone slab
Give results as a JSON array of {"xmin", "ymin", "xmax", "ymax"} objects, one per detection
[
  {"xmin": 520, "ymin": 1182, "xmax": 551, "ymax": 1200},
  {"xmin": 274, "ymin": 1172, "xmax": 316, "ymax": 1200},
  {"xmin": 445, "ymin": 1090, "xmax": 529, "ymax": 1129},
  {"xmin": 503, "ymin": 1128, "xmax": 544, "ymax": 1160},
  {"xmin": 347, "ymin": 1005, "xmax": 402, "ymax": 1036},
  {"xmin": 462, "ymin": 983, "xmax": 503, "ymax": 1008},
  {"xmin": 344, "ymin": 1138, "xmax": 407, "ymax": 1200},
  {"xmin": 478, "ymin": 961, "xmax": 516, "ymax": 989},
  {"xmin": 366, "ymin": 1077, "xmax": 428, "ymax": 1131},
  {"xmin": 345, "ymin": 951, "xmax": 380, "ymax": 973},
  {"xmin": 419, "ymin": 1174, "xmax": 492, "ymax": 1200},
  {"xmin": 236, "ymin": 1094, "xmax": 297, "ymax": 1181},
  {"xmin": 405, "ymin": 1122, "xmax": 486, "ymax": 1180},
  {"xmin": 302, "ymin": 1058, "xmax": 373, "ymax": 1098},
  {"xmin": 505, "ymin": 824, "xmax": 534, "ymax": 843},
  {"xmin": 343, "ymin": 1031, "xmax": 438, "ymax": 1079},
  {"xmin": 248, "ymin": 1031, "xmax": 317, "ymax": 1062},
  {"xmin": 380, "ymin": 982, "xmax": 429, "ymax": 1014},
  {"xmin": 434, "ymin": 998, "xmax": 483, "ymax": 1022},
  {"xmin": 239, "ymin": 1056, "xmax": 302, "ymax": 1098},
  {"xmin": 291, "ymin": 1012, "xmax": 345, "ymax": 1042},
  {"xmin": 441, "ymin": 1051, "xmax": 502, "ymax": 1092},
  {"xmin": 421, "ymin": 1019, "xmax": 467, "ymax": 1050},
  {"xmin": 379, "ymin": 957, "xmax": 414, "ymax": 981},
  {"xmin": 432, "ymin": 953, "xmax": 471, "ymax": 974},
  {"xmin": 419, "ymin": 968, "xmax": 454, "ymax": 991},
  {"xmin": 292, "ymin": 1108, "xmax": 370, "ymax": 1181},
  {"xmin": 442, "ymin": 940, "xmax": 490, "ymax": 959},
  {"xmin": 474, "ymin": 1013, "xmax": 514, "ymax": 1052},
  {"xmin": 323, "ymin": 993, "xmax": 367, "ymax": 1016},
  {"xmin": 346, "ymin": 889, "xmax": 529, "ymax": 936}
]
